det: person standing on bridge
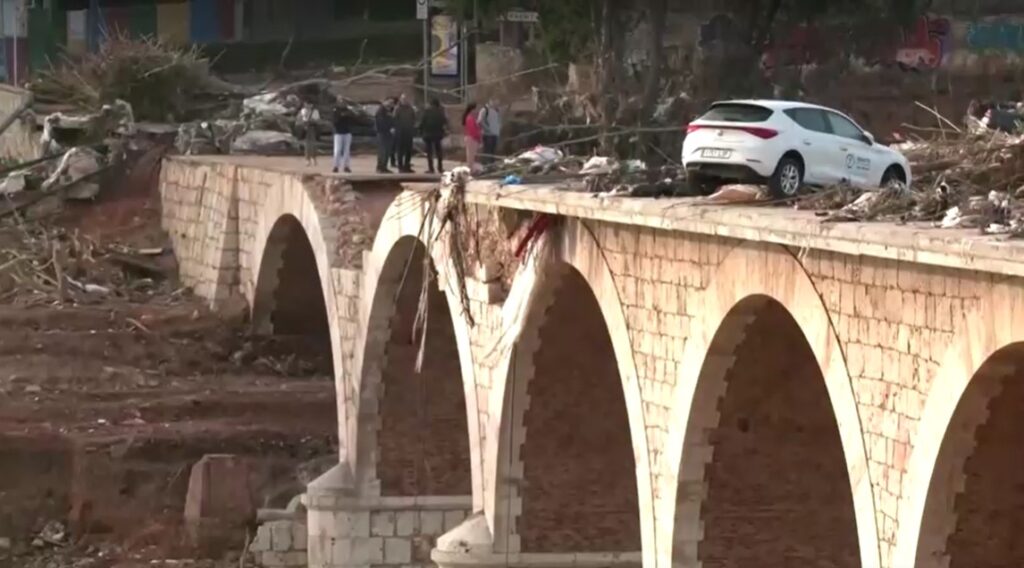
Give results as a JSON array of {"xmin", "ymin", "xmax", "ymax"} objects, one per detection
[
  {"xmin": 419, "ymin": 98, "xmax": 449, "ymax": 174},
  {"xmin": 297, "ymin": 101, "xmax": 321, "ymax": 167},
  {"xmin": 463, "ymin": 102, "xmax": 482, "ymax": 173},
  {"xmin": 375, "ymin": 98, "xmax": 396, "ymax": 174},
  {"xmin": 394, "ymin": 93, "xmax": 418, "ymax": 173},
  {"xmin": 477, "ymin": 98, "xmax": 501, "ymax": 165},
  {"xmin": 331, "ymin": 103, "xmax": 355, "ymax": 174}
]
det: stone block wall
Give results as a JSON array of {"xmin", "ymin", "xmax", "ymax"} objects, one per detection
[
  {"xmin": 159, "ymin": 160, "xmax": 240, "ymax": 304},
  {"xmin": 306, "ymin": 493, "xmax": 472, "ymax": 568},
  {"xmin": 252, "ymin": 518, "xmax": 309, "ymax": 567}
]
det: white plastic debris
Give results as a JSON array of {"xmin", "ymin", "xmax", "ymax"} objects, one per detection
[
  {"xmin": 940, "ymin": 206, "xmax": 963, "ymax": 228},
  {"xmin": 580, "ymin": 156, "xmax": 615, "ymax": 175},
  {"xmin": 511, "ymin": 145, "xmax": 564, "ymax": 166},
  {"xmin": 703, "ymin": 184, "xmax": 767, "ymax": 203}
]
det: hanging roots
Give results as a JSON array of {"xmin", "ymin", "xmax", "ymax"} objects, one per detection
[{"xmin": 397, "ymin": 167, "xmax": 476, "ymax": 374}]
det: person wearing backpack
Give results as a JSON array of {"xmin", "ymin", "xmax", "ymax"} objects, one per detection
[{"xmin": 477, "ymin": 98, "xmax": 501, "ymax": 165}]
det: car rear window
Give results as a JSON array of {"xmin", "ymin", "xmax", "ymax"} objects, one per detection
[{"xmin": 700, "ymin": 103, "xmax": 773, "ymax": 123}]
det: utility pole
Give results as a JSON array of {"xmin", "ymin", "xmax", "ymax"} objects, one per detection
[{"xmin": 421, "ymin": 0, "xmax": 430, "ymax": 103}]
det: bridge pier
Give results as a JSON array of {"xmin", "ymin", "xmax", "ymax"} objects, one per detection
[{"xmin": 307, "ymin": 463, "xmax": 473, "ymax": 568}]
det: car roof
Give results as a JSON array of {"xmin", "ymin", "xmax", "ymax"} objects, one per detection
[{"xmin": 711, "ymin": 99, "xmax": 835, "ymax": 112}]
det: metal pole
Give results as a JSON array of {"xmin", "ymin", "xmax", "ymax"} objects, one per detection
[
  {"xmin": 422, "ymin": 0, "xmax": 430, "ymax": 104},
  {"xmin": 10, "ymin": 0, "xmax": 17, "ymax": 85},
  {"xmin": 0, "ymin": 1, "xmax": 6, "ymax": 84}
]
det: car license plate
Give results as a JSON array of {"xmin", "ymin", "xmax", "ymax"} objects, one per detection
[{"xmin": 701, "ymin": 148, "xmax": 732, "ymax": 159}]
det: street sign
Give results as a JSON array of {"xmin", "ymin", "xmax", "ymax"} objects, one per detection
[
  {"xmin": 416, "ymin": 0, "xmax": 428, "ymax": 20},
  {"xmin": 502, "ymin": 10, "xmax": 539, "ymax": 23}
]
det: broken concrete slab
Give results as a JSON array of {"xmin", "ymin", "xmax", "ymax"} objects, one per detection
[{"xmin": 184, "ymin": 454, "xmax": 256, "ymax": 548}]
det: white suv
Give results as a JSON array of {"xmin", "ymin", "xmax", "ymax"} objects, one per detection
[{"xmin": 682, "ymin": 100, "xmax": 912, "ymax": 197}]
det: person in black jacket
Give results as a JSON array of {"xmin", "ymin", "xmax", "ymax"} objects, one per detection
[
  {"xmin": 332, "ymin": 104, "xmax": 355, "ymax": 173},
  {"xmin": 374, "ymin": 98, "xmax": 396, "ymax": 174},
  {"xmin": 419, "ymin": 98, "xmax": 449, "ymax": 174},
  {"xmin": 395, "ymin": 93, "xmax": 419, "ymax": 171},
  {"xmin": 393, "ymin": 93, "xmax": 418, "ymax": 173}
]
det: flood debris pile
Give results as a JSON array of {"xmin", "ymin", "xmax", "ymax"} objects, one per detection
[
  {"xmin": 28, "ymin": 36, "xmax": 214, "ymax": 123},
  {"xmin": 797, "ymin": 131, "xmax": 1024, "ymax": 236},
  {"xmin": 0, "ymin": 223, "xmax": 177, "ymax": 306},
  {"xmin": 23, "ymin": 37, "xmax": 382, "ymax": 162},
  {"xmin": 490, "ymin": 145, "xmax": 698, "ymax": 198}
]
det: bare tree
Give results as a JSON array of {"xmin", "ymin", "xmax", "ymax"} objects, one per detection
[{"xmin": 639, "ymin": 0, "xmax": 668, "ymax": 164}]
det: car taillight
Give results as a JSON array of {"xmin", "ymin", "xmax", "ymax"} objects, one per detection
[
  {"xmin": 733, "ymin": 126, "xmax": 779, "ymax": 139},
  {"xmin": 685, "ymin": 124, "xmax": 779, "ymax": 139}
]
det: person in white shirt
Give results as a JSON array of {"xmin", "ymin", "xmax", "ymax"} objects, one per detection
[
  {"xmin": 297, "ymin": 102, "xmax": 321, "ymax": 166},
  {"xmin": 477, "ymin": 98, "xmax": 502, "ymax": 165}
]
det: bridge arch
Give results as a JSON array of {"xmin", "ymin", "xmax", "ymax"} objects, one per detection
[
  {"xmin": 249, "ymin": 178, "xmax": 344, "ymax": 440},
  {"xmin": 353, "ymin": 191, "xmax": 482, "ymax": 503},
  {"xmin": 663, "ymin": 242, "xmax": 879, "ymax": 568},
  {"xmin": 252, "ymin": 214, "xmax": 332, "ymax": 340},
  {"xmin": 485, "ymin": 218, "xmax": 654, "ymax": 564},
  {"xmin": 895, "ymin": 284, "xmax": 1024, "ymax": 568}
]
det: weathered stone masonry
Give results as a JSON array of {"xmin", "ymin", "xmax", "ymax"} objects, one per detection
[{"xmin": 160, "ymin": 157, "xmax": 1024, "ymax": 568}]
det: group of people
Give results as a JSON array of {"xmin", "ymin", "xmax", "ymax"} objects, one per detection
[
  {"xmin": 374, "ymin": 93, "xmax": 450, "ymax": 174},
  {"xmin": 374, "ymin": 95, "xmax": 502, "ymax": 175},
  {"xmin": 295, "ymin": 100, "xmax": 358, "ymax": 173},
  {"xmin": 296, "ymin": 94, "xmax": 504, "ymax": 175}
]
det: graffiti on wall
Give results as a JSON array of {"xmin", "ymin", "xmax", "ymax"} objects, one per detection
[
  {"xmin": 966, "ymin": 21, "xmax": 1024, "ymax": 53},
  {"xmin": 895, "ymin": 15, "xmax": 952, "ymax": 70}
]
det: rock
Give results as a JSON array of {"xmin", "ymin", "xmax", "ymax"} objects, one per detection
[
  {"xmin": 0, "ymin": 172, "xmax": 28, "ymax": 195},
  {"xmin": 42, "ymin": 147, "xmax": 104, "ymax": 196},
  {"xmin": 230, "ymin": 130, "xmax": 301, "ymax": 156},
  {"xmin": 38, "ymin": 520, "xmax": 67, "ymax": 545}
]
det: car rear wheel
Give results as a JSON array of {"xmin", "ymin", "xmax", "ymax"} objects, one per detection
[{"xmin": 769, "ymin": 156, "xmax": 803, "ymax": 198}]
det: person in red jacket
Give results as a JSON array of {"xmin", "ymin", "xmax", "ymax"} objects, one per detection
[{"xmin": 463, "ymin": 102, "xmax": 482, "ymax": 173}]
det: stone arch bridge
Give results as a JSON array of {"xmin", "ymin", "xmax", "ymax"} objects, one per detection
[{"xmin": 160, "ymin": 156, "xmax": 1024, "ymax": 568}]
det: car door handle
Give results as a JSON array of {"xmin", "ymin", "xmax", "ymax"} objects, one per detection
[
  {"xmin": 839, "ymin": 146, "xmax": 849, "ymax": 151},
  {"xmin": 802, "ymin": 139, "xmax": 812, "ymax": 146}
]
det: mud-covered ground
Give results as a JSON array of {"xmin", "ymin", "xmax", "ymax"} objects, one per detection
[{"xmin": 0, "ymin": 151, "xmax": 337, "ymax": 567}]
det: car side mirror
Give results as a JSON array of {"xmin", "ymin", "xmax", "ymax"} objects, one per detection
[{"xmin": 863, "ymin": 132, "xmax": 875, "ymax": 146}]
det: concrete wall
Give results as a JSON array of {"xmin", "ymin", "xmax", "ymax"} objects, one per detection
[{"xmin": 159, "ymin": 157, "xmax": 1024, "ymax": 568}]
